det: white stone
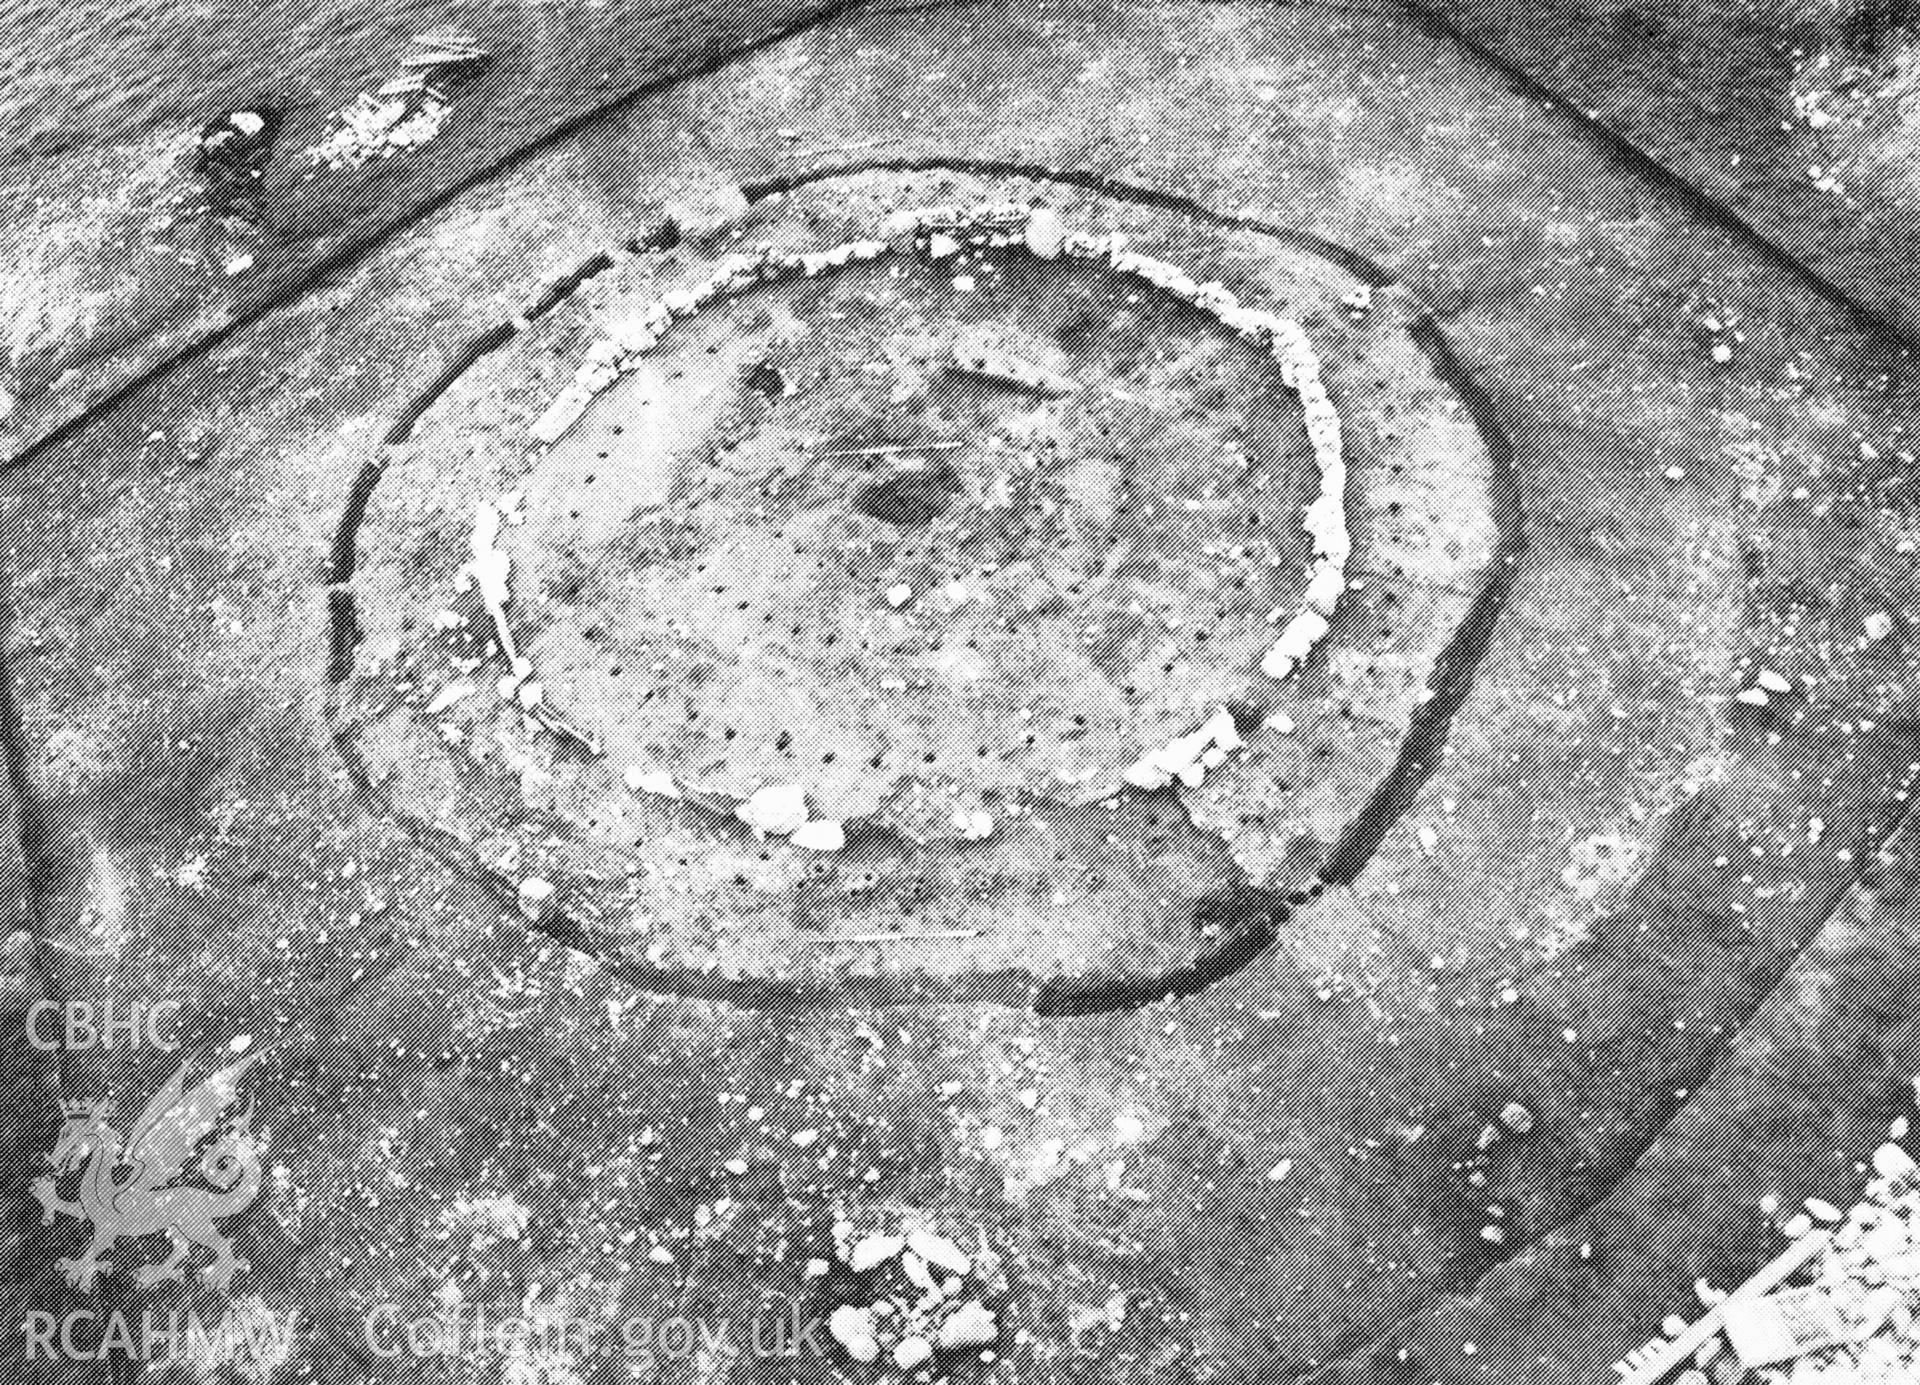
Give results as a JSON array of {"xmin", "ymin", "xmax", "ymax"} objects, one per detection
[
  {"xmin": 518, "ymin": 877, "xmax": 554, "ymax": 908},
  {"xmin": 1757, "ymin": 668, "xmax": 1793, "ymax": 693},
  {"xmin": 906, "ymin": 1230, "xmax": 972, "ymax": 1277},
  {"xmin": 848, "ymin": 1233, "xmax": 904, "ymax": 1272},
  {"xmin": 1865, "ymin": 611, "xmax": 1895, "ymax": 641},
  {"xmin": 624, "ymin": 766, "xmax": 681, "ymax": 798},
  {"xmin": 894, "ymin": 1336, "xmax": 933, "ymax": 1370},
  {"xmin": 1260, "ymin": 644, "xmax": 1299, "ymax": 681},
  {"xmin": 828, "ymin": 1306, "xmax": 880, "ymax": 1363},
  {"xmin": 1874, "ymin": 1143, "xmax": 1917, "ymax": 1182},
  {"xmin": 1024, "ymin": 208, "xmax": 1066, "ymax": 258},
  {"xmin": 1499, "ymin": 1102, "xmax": 1534, "ymax": 1134},
  {"xmin": 901, "ymin": 1250, "xmax": 935, "ymax": 1290},
  {"xmin": 927, "ymin": 233, "xmax": 961, "ymax": 259},
  {"xmin": 737, "ymin": 784, "xmax": 809, "ymax": 836},
  {"xmin": 936, "ymin": 1301, "xmax": 997, "ymax": 1350},
  {"xmin": 886, "ymin": 583, "xmax": 914, "ymax": 608},
  {"xmin": 791, "ymin": 819, "xmax": 847, "ymax": 852}
]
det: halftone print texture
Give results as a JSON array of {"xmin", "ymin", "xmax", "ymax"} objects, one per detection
[{"xmin": 2, "ymin": 2, "xmax": 1920, "ymax": 1384}]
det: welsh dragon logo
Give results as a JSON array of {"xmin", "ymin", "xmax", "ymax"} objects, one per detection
[{"xmin": 33, "ymin": 1048, "xmax": 267, "ymax": 1292}]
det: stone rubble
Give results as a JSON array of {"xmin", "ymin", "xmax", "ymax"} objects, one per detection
[
  {"xmin": 307, "ymin": 92, "xmax": 451, "ymax": 169},
  {"xmin": 1122, "ymin": 705, "xmax": 1243, "ymax": 791},
  {"xmin": 1616, "ymin": 1115, "xmax": 1920, "ymax": 1385},
  {"xmin": 828, "ymin": 1219, "xmax": 1000, "ymax": 1371}
]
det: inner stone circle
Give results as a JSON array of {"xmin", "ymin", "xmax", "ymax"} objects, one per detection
[{"xmin": 492, "ymin": 200, "xmax": 1347, "ymax": 828}]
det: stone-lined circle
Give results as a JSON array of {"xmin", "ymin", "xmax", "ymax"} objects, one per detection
[
  {"xmin": 336, "ymin": 168, "xmax": 1501, "ymax": 985},
  {"xmin": 489, "ymin": 199, "xmax": 1351, "ymax": 821}
]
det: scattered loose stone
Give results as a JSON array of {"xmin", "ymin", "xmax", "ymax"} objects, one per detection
[
  {"xmin": 624, "ymin": 766, "xmax": 681, "ymax": 798},
  {"xmin": 906, "ymin": 1229, "xmax": 972, "ymax": 1277},
  {"xmin": 1499, "ymin": 1101, "xmax": 1535, "ymax": 1134},
  {"xmin": 849, "ymin": 1234, "xmax": 904, "ymax": 1272},
  {"xmin": 736, "ymin": 784, "xmax": 809, "ymax": 836},
  {"xmin": 1874, "ymin": 1143, "xmax": 1917, "ymax": 1181},
  {"xmin": 937, "ymin": 1301, "xmax": 998, "ymax": 1350},
  {"xmin": 790, "ymin": 819, "xmax": 847, "ymax": 851},
  {"xmin": 829, "ymin": 1306, "xmax": 882, "ymax": 1363}
]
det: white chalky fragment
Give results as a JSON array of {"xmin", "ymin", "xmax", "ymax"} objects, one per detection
[
  {"xmin": 1805, "ymin": 1198, "xmax": 1843, "ymax": 1223},
  {"xmin": 1864, "ymin": 611, "xmax": 1894, "ymax": 640},
  {"xmin": 1757, "ymin": 668, "xmax": 1792, "ymax": 693},
  {"xmin": 1736, "ymin": 687, "xmax": 1770, "ymax": 706},
  {"xmin": 886, "ymin": 583, "xmax": 914, "ymax": 608},
  {"xmin": 1873, "ymin": 1143, "xmax": 1916, "ymax": 1181},
  {"xmin": 791, "ymin": 819, "xmax": 847, "ymax": 851},
  {"xmin": 737, "ymin": 784, "xmax": 809, "ymax": 836},
  {"xmin": 517, "ymin": 877, "xmax": 554, "ymax": 910},
  {"xmin": 1499, "ymin": 1102, "xmax": 1535, "ymax": 1134},
  {"xmin": 849, "ymin": 1233, "xmax": 904, "ymax": 1272},
  {"xmin": 829, "ymin": 1306, "xmax": 881, "ymax": 1363},
  {"xmin": 1023, "ymin": 208, "xmax": 1066, "ymax": 258},
  {"xmin": 906, "ymin": 1230, "xmax": 972, "ymax": 1277},
  {"xmin": 937, "ymin": 1301, "xmax": 997, "ymax": 1350},
  {"xmin": 460, "ymin": 501, "xmax": 518, "ymax": 663},
  {"xmin": 624, "ymin": 766, "xmax": 681, "ymax": 798},
  {"xmin": 901, "ymin": 1251, "xmax": 935, "ymax": 1290},
  {"xmin": 894, "ymin": 1337, "xmax": 933, "ymax": 1370},
  {"xmin": 426, "ymin": 680, "xmax": 477, "ymax": 714}
]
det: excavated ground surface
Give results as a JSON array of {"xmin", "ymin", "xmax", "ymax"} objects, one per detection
[
  {"xmin": 341, "ymin": 165, "xmax": 1497, "ymax": 986},
  {"xmin": 4, "ymin": 2, "xmax": 1920, "ymax": 1384}
]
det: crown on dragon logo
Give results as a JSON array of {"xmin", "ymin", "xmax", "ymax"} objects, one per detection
[{"xmin": 36, "ymin": 1048, "xmax": 269, "ymax": 1294}]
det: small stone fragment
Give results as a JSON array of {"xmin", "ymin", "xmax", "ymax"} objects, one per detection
[
  {"xmin": 625, "ymin": 766, "xmax": 681, "ymax": 798},
  {"xmin": 737, "ymin": 784, "xmax": 809, "ymax": 836},
  {"xmin": 829, "ymin": 1306, "xmax": 881, "ymax": 1363},
  {"xmin": 791, "ymin": 819, "xmax": 847, "ymax": 851},
  {"xmin": 848, "ymin": 1233, "xmax": 904, "ymax": 1272},
  {"xmin": 936, "ymin": 1301, "xmax": 997, "ymax": 1350},
  {"xmin": 906, "ymin": 1229, "xmax": 972, "ymax": 1277},
  {"xmin": 1873, "ymin": 1143, "xmax": 1916, "ymax": 1182}
]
